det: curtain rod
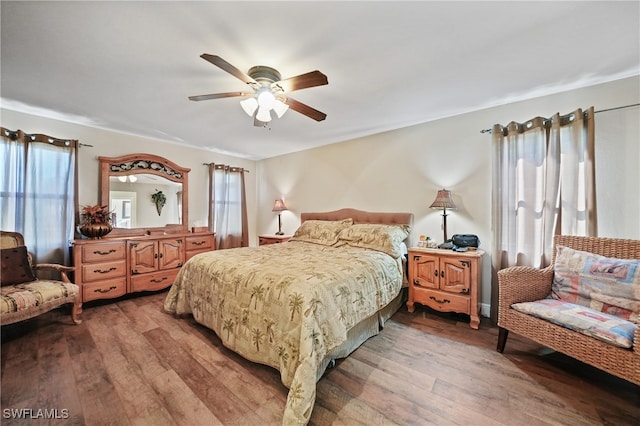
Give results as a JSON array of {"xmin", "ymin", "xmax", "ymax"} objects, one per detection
[
  {"xmin": 202, "ymin": 163, "xmax": 250, "ymax": 173},
  {"xmin": 480, "ymin": 103, "xmax": 640, "ymax": 134}
]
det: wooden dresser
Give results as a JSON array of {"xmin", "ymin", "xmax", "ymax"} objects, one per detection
[
  {"xmin": 407, "ymin": 247, "xmax": 484, "ymax": 329},
  {"xmin": 73, "ymin": 231, "xmax": 214, "ymax": 303}
]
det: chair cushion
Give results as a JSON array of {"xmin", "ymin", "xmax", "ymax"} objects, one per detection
[
  {"xmin": 551, "ymin": 245, "xmax": 640, "ymax": 322},
  {"xmin": 0, "ymin": 246, "xmax": 37, "ymax": 286},
  {"xmin": 0, "ymin": 280, "xmax": 79, "ymax": 316},
  {"xmin": 512, "ymin": 299, "xmax": 636, "ymax": 349}
]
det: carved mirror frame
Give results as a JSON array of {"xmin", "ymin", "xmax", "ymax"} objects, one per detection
[{"xmin": 99, "ymin": 153, "xmax": 190, "ymax": 236}]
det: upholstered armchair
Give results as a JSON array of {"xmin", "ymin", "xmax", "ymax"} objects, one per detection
[{"xmin": 1, "ymin": 231, "xmax": 82, "ymax": 325}]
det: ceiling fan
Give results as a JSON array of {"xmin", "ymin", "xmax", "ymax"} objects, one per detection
[{"xmin": 189, "ymin": 54, "xmax": 328, "ymax": 126}]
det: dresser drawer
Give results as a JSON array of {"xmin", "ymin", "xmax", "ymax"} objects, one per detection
[
  {"xmin": 186, "ymin": 234, "xmax": 215, "ymax": 252},
  {"xmin": 81, "ymin": 242, "xmax": 126, "ymax": 263},
  {"xmin": 83, "ymin": 278, "xmax": 127, "ymax": 302},
  {"xmin": 130, "ymin": 268, "xmax": 179, "ymax": 293},
  {"xmin": 81, "ymin": 260, "xmax": 126, "ymax": 283},
  {"xmin": 413, "ymin": 286, "xmax": 470, "ymax": 313},
  {"xmin": 186, "ymin": 249, "xmax": 210, "ymax": 261}
]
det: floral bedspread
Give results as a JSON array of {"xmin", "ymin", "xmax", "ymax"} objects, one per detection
[{"xmin": 163, "ymin": 240, "xmax": 403, "ymax": 425}]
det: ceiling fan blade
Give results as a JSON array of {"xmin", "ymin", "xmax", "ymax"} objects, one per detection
[
  {"xmin": 277, "ymin": 70, "xmax": 328, "ymax": 93},
  {"xmin": 200, "ymin": 54, "xmax": 257, "ymax": 85},
  {"xmin": 285, "ymin": 97, "xmax": 327, "ymax": 121},
  {"xmin": 188, "ymin": 91, "xmax": 251, "ymax": 101}
]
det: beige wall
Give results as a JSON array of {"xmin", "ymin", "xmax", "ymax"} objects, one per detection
[
  {"xmin": 257, "ymin": 76, "xmax": 640, "ymax": 315},
  {"xmin": 2, "ymin": 76, "xmax": 638, "ymax": 315},
  {"xmin": 0, "ymin": 110, "xmax": 259, "ymax": 243}
]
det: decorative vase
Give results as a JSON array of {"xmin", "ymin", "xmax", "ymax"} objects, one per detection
[
  {"xmin": 154, "ymin": 200, "xmax": 165, "ymax": 216},
  {"xmin": 79, "ymin": 223, "xmax": 113, "ymax": 239}
]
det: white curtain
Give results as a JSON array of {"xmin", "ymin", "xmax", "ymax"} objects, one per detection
[
  {"xmin": 490, "ymin": 107, "xmax": 596, "ymax": 317},
  {"xmin": 208, "ymin": 164, "xmax": 248, "ymax": 249},
  {"xmin": 0, "ymin": 128, "xmax": 78, "ymax": 272}
]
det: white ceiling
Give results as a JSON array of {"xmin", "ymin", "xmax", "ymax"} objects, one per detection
[{"xmin": 2, "ymin": 1, "xmax": 639, "ymax": 160}]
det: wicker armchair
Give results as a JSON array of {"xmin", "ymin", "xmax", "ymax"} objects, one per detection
[
  {"xmin": 496, "ymin": 235, "xmax": 640, "ymax": 385},
  {"xmin": 1, "ymin": 231, "xmax": 82, "ymax": 325}
]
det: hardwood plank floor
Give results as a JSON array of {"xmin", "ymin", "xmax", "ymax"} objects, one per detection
[{"xmin": 2, "ymin": 290, "xmax": 638, "ymax": 425}]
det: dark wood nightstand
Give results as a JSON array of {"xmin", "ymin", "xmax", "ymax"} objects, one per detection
[{"xmin": 258, "ymin": 234, "xmax": 291, "ymax": 245}]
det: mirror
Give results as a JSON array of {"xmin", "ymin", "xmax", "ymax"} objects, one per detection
[{"xmin": 99, "ymin": 154, "xmax": 190, "ymax": 236}]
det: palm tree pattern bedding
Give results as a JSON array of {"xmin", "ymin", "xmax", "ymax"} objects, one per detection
[{"xmin": 164, "ymin": 240, "xmax": 404, "ymax": 424}]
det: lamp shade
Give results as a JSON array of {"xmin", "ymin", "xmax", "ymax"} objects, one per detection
[
  {"xmin": 272, "ymin": 99, "xmax": 289, "ymax": 118},
  {"xmin": 240, "ymin": 98, "xmax": 258, "ymax": 116},
  {"xmin": 429, "ymin": 189, "xmax": 457, "ymax": 210},
  {"xmin": 272, "ymin": 199, "xmax": 288, "ymax": 212}
]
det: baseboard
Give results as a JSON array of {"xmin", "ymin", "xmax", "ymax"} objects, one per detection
[{"xmin": 480, "ymin": 303, "xmax": 491, "ymax": 318}]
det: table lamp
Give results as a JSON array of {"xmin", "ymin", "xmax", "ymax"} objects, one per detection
[
  {"xmin": 429, "ymin": 189, "xmax": 457, "ymax": 243},
  {"xmin": 272, "ymin": 199, "xmax": 288, "ymax": 235}
]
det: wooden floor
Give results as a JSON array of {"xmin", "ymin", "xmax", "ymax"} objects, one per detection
[{"xmin": 2, "ymin": 290, "xmax": 638, "ymax": 426}]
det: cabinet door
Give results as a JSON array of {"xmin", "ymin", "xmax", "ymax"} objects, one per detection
[
  {"xmin": 129, "ymin": 240, "xmax": 158, "ymax": 274},
  {"xmin": 411, "ymin": 254, "xmax": 439, "ymax": 289},
  {"xmin": 440, "ymin": 257, "xmax": 471, "ymax": 294},
  {"xmin": 159, "ymin": 238, "xmax": 184, "ymax": 270}
]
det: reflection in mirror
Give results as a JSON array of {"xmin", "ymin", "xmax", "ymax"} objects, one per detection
[
  {"xmin": 98, "ymin": 154, "xmax": 190, "ymax": 236},
  {"xmin": 109, "ymin": 174, "xmax": 182, "ymax": 228}
]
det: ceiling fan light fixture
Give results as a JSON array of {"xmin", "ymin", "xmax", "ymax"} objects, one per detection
[
  {"xmin": 191, "ymin": 55, "xmax": 327, "ymax": 123},
  {"xmin": 256, "ymin": 105, "xmax": 272, "ymax": 122},
  {"xmin": 240, "ymin": 97, "xmax": 258, "ymax": 116}
]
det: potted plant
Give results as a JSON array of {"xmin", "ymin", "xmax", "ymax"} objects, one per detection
[
  {"xmin": 151, "ymin": 190, "xmax": 166, "ymax": 216},
  {"xmin": 78, "ymin": 204, "xmax": 113, "ymax": 239}
]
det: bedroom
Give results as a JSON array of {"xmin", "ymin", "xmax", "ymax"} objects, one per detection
[{"xmin": 2, "ymin": 1, "xmax": 639, "ymax": 425}]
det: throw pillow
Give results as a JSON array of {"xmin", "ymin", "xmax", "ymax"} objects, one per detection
[
  {"xmin": 336, "ymin": 223, "xmax": 411, "ymax": 258},
  {"xmin": 551, "ymin": 245, "xmax": 640, "ymax": 320},
  {"xmin": 1, "ymin": 246, "xmax": 37, "ymax": 286},
  {"xmin": 289, "ymin": 219, "xmax": 354, "ymax": 246}
]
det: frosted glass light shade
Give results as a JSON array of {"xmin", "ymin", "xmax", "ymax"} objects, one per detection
[
  {"xmin": 257, "ymin": 90, "xmax": 275, "ymax": 109},
  {"xmin": 273, "ymin": 99, "xmax": 289, "ymax": 118},
  {"xmin": 240, "ymin": 98, "xmax": 258, "ymax": 116},
  {"xmin": 256, "ymin": 106, "xmax": 272, "ymax": 122}
]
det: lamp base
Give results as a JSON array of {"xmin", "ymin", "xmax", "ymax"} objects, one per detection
[{"xmin": 275, "ymin": 213, "xmax": 284, "ymax": 236}]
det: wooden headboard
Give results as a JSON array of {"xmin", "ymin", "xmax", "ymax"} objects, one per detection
[{"xmin": 301, "ymin": 208, "xmax": 413, "ymax": 227}]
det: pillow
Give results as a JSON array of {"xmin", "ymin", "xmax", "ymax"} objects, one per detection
[
  {"xmin": 337, "ymin": 223, "xmax": 411, "ymax": 258},
  {"xmin": 289, "ymin": 219, "xmax": 353, "ymax": 246},
  {"xmin": 1, "ymin": 246, "xmax": 37, "ymax": 286},
  {"xmin": 551, "ymin": 245, "xmax": 640, "ymax": 320}
]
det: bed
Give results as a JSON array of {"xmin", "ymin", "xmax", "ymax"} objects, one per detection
[{"xmin": 164, "ymin": 208, "xmax": 413, "ymax": 424}]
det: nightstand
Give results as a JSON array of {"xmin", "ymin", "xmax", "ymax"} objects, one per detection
[
  {"xmin": 258, "ymin": 234, "xmax": 292, "ymax": 245},
  {"xmin": 407, "ymin": 247, "xmax": 484, "ymax": 329}
]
